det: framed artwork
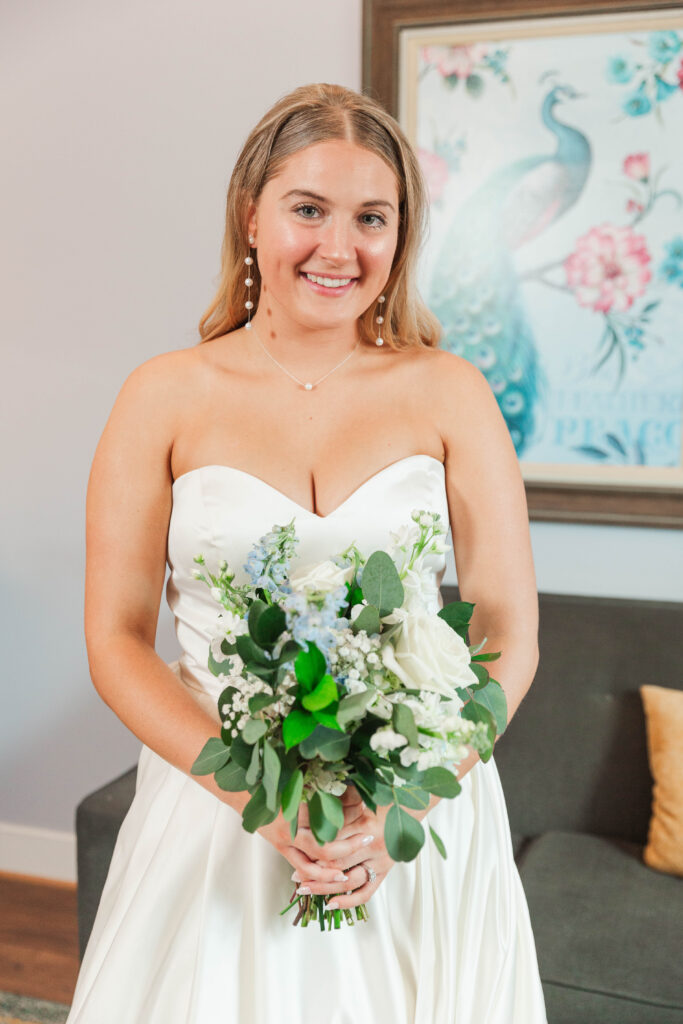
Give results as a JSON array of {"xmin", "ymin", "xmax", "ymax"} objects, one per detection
[{"xmin": 363, "ymin": 0, "xmax": 683, "ymax": 527}]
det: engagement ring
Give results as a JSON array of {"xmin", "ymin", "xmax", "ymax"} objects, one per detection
[{"xmin": 364, "ymin": 863, "xmax": 377, "ymax": 885}]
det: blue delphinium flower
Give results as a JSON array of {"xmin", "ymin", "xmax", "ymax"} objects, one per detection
[
  {"xmin": 282, "ymin": 584, "xmax": 349, "ymax": 661},
  {"xmin": 664, "ymin": 236, "xmax": 683, "ymax": 261},
  {"xmin": 607, "ymin": 54, "xmax": 635, "ymax": 84},
  {"xmin": 658, "ymin": 257, "xmax": 683, "ymax": 286},
  {"xmin": 648, "ymin": 31, "xmax": 681, "ymax": 64},
  {"xmin": 243, "ymin": 520, "xmax": 299, "ymax": 601}
]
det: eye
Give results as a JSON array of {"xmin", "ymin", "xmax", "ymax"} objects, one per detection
[{"xmin": 292, "ymin": 204, "xmax": 387, "ymax": 228}]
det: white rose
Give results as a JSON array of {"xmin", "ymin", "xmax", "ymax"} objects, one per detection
[
  {"xmin": 289, "ymin": 559, "xmax": 354, "ymax": 594},
  {"xmin": 390, "ymin": 612, "xmax": 478, "ymax": 701}
]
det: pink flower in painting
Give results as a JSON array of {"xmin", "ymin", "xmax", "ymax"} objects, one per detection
[
  {"xmin": 564, "ymin": 224, "xmax": 651, "ymax": 313},
  {"xmin": 623, "ymin": 153, "xmax": 650, "ymax": 181},
  {"xmin": 417, "ymin": 148, "xmax": 449, "ymax": 203},
  {"xmin": 626, "ymin": 198, "xmax": 645, "ymax": 214},
  {"xmin": 678, "ymin": 58, "xmax": 683, "ymax": 89},
  {"xmin": 422, "ymin": 44, "xmax": 488, "ymax": 79}
]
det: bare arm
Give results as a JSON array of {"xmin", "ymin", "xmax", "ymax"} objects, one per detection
[
  {"xmin": 84, "ymin": 352, "xmax": 367, "ymax": 879},
  {"xmin": 434, "ymin": 351, "xmax": 540, "ymax": 773}
]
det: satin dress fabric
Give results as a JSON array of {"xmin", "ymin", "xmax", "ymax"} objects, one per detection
[{"xmin": 67, "ymin": 455, "xmax": 547, "ymax": 1023}]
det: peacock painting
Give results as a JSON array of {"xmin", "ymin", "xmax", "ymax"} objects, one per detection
[{"xmin": 426, "ymin": 81, "xmax": 592, "ymax": 457}]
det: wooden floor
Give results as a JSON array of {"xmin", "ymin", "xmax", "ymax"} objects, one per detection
[{"xmin": 0, "ymin": 872, "xmax": 78, "ymax": 1005}]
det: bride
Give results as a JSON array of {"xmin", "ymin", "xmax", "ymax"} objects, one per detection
[{"xmin": 71, "ymin": 82, "xmax": 547, "ymax": 1022}]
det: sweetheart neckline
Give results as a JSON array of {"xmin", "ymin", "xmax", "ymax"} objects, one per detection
[{"xmin": 171, "ymin": 453, "xmax": 445, "ymax": 521}]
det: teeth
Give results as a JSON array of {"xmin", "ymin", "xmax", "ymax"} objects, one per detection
[{"xmin": 304, "ymin": 273, "xmax": 353, "ymax": 288}]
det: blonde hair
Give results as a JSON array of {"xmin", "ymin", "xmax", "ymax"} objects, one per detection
[{"xmin": 198, "ymin": 83, "xmax": 442, "ymax": 351}]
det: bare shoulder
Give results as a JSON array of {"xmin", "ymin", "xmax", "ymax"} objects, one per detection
[{"xmin": 411, "ymin": 347, "xmax": 505, "ymax": 449}]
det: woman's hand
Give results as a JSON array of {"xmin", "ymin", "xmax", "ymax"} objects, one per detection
[
  {"xmin": 292, "ymin": 795, "xmax": 442, "ymax": 911},
  {"xmin": 256, "ymin": 784, "xmax": 368, "ymax": 887}
]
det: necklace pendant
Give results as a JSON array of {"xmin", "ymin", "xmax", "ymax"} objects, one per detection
[{"xmin": 304, "ymin": 382, "xmax": 313, "ymax": 390}]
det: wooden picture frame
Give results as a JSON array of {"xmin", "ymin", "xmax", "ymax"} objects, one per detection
[{"xmin": 363, "ymin": 0, "xmax": 683, "ymax": 527}]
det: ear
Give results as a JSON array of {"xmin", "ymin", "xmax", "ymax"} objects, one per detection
[{"xmin": 246, "ymin": 199, "xmax": 257, "ymax": 241}]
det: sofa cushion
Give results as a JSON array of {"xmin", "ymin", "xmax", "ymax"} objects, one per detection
[
  {"xmin": 641, "ymin": 684, "xmax": 683, "ymax": 877},
  {"xmin": 518, "ymin": 830, "xmax": 683, "ymax": 1013}
]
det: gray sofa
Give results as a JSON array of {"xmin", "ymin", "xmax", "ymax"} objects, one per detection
[{"xmin": 76, "ymin": 590, "xmax": 683, "ymax": 1022}]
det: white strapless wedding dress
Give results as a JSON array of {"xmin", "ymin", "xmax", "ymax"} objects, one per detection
[{"xmin": 67, "ymin": 455, "xmax": 547, "ymax": 1023}]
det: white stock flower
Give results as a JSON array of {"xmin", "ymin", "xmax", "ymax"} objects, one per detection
[
  {"xmin": 370, "ymin": 727, "xmax": 408, "ymax": 753},
  {"xmin": 289, "ymin": 559, "xmax": 354, "ymax": 594},
  {"xmin": 216, "ymin": 610, "xmax": 248, "ymax": 639},
  {"xmin": 401, "ymin": 565, "xmax": 441, "ymax": 614},
  {"xmin": 387, "ymin": 612, "xmax": 478, "ymax": 701}
]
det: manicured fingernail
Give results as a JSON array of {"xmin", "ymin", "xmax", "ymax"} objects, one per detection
[
  {"xmin": 291, "ymin": 871, "xmax": 301, "ymax": 882},
  {"xmin": 334, "ymin": 873, "xmax": 348, "ymax": 881},
  {"xmin": 361, "ymin": 835, "xmax": 375, "ymax": 846},
  {"xmin": 326, "ymin": 901, "xmax": 339, "ymax": 910},
  {"xmin": 296, "ymin": 886, "xmax": 311, "ymax": 895}
]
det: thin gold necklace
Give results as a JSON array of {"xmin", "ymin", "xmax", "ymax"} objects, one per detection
[{"xmin": 246, "ymin": 322, "xmax": 361, "ymax": 391}]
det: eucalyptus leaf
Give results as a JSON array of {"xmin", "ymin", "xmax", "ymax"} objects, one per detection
[
  {"xmin": 262, "ymin": 739, "xmax": 281, "ymax": 812},
  {"xmin": 384, "ymin": 804, "xmax": 425, "ymax": 861},
  {"xmin": 393, "ymin": 703, "xmax": 419, "ymax": 747},
  {"xmin": 282, "ymin": 709, "xmax": 317, "ymax": 751},
  {"xmin": 461, "ymin": 699, "xmax": 497, "ymax": 752},
  {"xmin": 395, "ymin": 785, "xmax": 430, "ymax": 810},
  {"xmin": 308, "ymin": 791, "xmax": 341, "ymax": 844},
  {"xmin": 430, "ymin": 824, "xmax": 448, "ymax": 860},
  {"xmin": 249, "ymin": 692, "xmax": 278, "ymax": 714},
  {"xmin": 242, "ymin": 718, "xmax": 268, "ymax": 744},
  {"xmin": 361, "ymin": 551, "xmax": 404, "ymax": 616},
  {"xmin": 247, "ymin": 599, "xmax": 268, "ymax": 637},
  {"xmin": 245, "ymin": 742, "xmax": 261, "ymax": 787},
  {"xmin": 318, "ymin": 791, "xmax": 344, "ymax": 830},
  {"xmin": 472, "ymin": 680, "xmax": 508, "ymax": 735},
  {"xmin": 242, "ymin": 785, "xmax": 278, "ymax": 833},
  {"xmin": 214, "ymin": 760, "xmax": 248, "ymax": 792},
  {"xmin": 421, "ymin": 767, "xmax": 461, "ymax": 799},
  {"xmin": 235, "ymin": 634, "xmax": 272, "ymax": 667},
  {"xmin": 220, "ymin": 639, "xmax": 238, "ymax": 657},
  {"xmin": 208, "ymin": 648, "xmax": 234, "ymax": 679},
  {"xmin": 337, "ymin": 688, "xmax": 376, "ymax": 727},
  {"xmin": 230, "ymin": 733, "xmax": 254, "ymax": 769},
  {"xmin": 190, "ymin": 737, "xmax": 231, "ymax": 775},
  {"xmin": 281, "ymin": 768, "xmax": 304, "ymax": 821},
  {"xmin": 276, "ymin": 639, "xmax": 303, "ymax": 666},
  {"xmin": 299, "ymin": 724, "xmax": 350, "ymax": 762},
  {"xmin": 470, "ymin": 661, "xmax": 490, "ymax": 686},
  {"xmin": 351, "ymin": 604, "xmax": 381, "ymax": 635}
]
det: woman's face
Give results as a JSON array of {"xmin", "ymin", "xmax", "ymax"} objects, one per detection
[{"xmin": 247, "ymin": 139, "xmax": 400, "ymax": 333}]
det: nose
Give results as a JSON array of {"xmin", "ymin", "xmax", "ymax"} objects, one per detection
[{"xmin": 316, "ymin": 215, "xmax": 355, "ymax": 265}]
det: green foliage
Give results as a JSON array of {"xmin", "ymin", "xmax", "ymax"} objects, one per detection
[
  {"xmin": 295, "ymin": 643, "xmax": 326, "ymax": 689},
  {"xmin": 236, "ymin": 633, "xmax": 272, "ymax": 666},
  {"xmin": 337, "ymin": 689, "xmax": 376, "ymax": 728},
  {"xmin": 460, "ymin": 700, "xmax": 497, "ymax": 759},
  {"xmin": 301, "ymin": 674, "xmax": 338, "ymax": 711},
  {"xmin": 242, "ymin": 718, "xmax": 268, "ymax": 744},
  {"xmin": 248, "ymin": 692, "xmax": 279, "ymax": 714},
  {"xmin": 242, "ymin": 785, "xmax": 278, "ymax": 833},
  {"xmin": 245, "ymin": 742, "xmax": 261, "ymax": 787},
  {"xmin": 282, "ymin": 709, "xmax": 317, "ymax": 751},
  {"xmin": 430, "ymin": 825, "xmax": 447, "ymax": 860},
  {"xmin": 281, "ymin": 768, "xmax": 303, "ymax": 820},
  {"xmin": 308, "ymin": 790, "xmax": 344, "ymax": 844},
  {"xmin": 421, "ymin": 767, "xmax": 461, "ymax": 798},
  {"xmin": 361, "ymin": 551, "xmax": 404, "ymax": 616},
  {"xmin": 437, "ymin": 600, "xmax": 475, "ymax": 641},
  {"xmin": 385, "ymin": 804, "xmax": 425, "ymax": 861},
  {"xmin": 392, "ymin": 703, "xmax": 419, "ymax": 747},
  {"xmin": 472, "ymin": 680, "xmax": 508, "ymax": 735},
  {"xmin": 299, "ymin": 725, "xmax": 351, "ymax": 761},
  {"xmin": 351, "ymin": 604, "xmax": 381, "ymax": 635},
  {"xmin": 229, "ymin": 734, "xmax": 254, "ymax": 769},
  {"xmin": 262, "ymin": 740, "xmax": 281, "ymax": 812},
  {"xmin": 214, "ymin": 760, "xmax": 248, "ymax": 791},
  {"xmin": 190, "ymin": 737, "xmax": 231, "ymax": 775},
  {"xmin": 252, "ymin": 604, "xmax": 286, "ymax": 646},
  {"xmin": 208, "ymin": 648, "xmax": 233, "ymax": 678}
]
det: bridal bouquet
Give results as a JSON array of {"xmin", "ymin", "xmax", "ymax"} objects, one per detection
[{"xmin": 190, "ymin": 509, "xmax": 507, "ymax": 931}]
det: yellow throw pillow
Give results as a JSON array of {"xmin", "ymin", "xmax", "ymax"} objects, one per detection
[{"xmin": 640, "ymin": 684, "xmax": 683, "ymax": 877}]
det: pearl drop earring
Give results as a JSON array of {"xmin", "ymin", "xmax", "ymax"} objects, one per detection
[
  {"xmin": 375, "ymin": 294, "xmax": 386, "ymax": 346},
  {"xmin": 244, "ymin": 234, "xmax": 255, "ymax": 330}
]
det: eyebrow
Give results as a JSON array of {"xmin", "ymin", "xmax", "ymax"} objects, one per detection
[{"xmin": 281, "ymin": 188, "xmax": 396, "ymax": 212}]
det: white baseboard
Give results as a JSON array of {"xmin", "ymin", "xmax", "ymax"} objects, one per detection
[{"xmin": 0, "ymin": 822, "xmax": 77, "ymax": 883}]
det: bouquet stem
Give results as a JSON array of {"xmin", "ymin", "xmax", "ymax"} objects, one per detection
[{"xmin": 280, "ymin": 888, "xmax": 369, "ymax": 929}]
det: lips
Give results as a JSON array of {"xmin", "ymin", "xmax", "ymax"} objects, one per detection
[{"xmin": 300, "ymin": 272, "xmax": 358, "ymax": 296}]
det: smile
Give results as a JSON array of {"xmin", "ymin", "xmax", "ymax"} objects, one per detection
[{"xmin": 300, "ymin": 272, "xmax": 357, "ymax": 295}]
